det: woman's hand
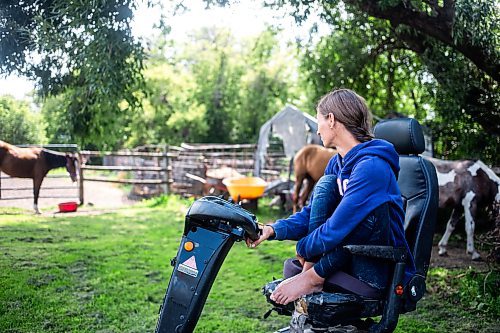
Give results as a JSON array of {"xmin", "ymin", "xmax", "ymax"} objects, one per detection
[
  {"xmin": 296, "ymin": 252, "xmax": 305, "ymax": 267},
  {"xmin": 246, "ymin": 225, "xmax": 275, "ymax": 248},
  {"xmin": 296, "ymin": 253, "xmax": 314, "ymax": 272}
]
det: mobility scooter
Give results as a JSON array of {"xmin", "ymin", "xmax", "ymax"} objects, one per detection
[{"xmin": 155, "ymin": 118, "xmax": 439, "ymax": 333}]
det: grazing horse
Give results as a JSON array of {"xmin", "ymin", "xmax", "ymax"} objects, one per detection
[
  {"xmin": 426, "ymin": 157, "xmax": 500, "ymax": 260},
  {"xmin": 0, "ymin": 140, "xmax": 78, "ymax": 214},
  {"xmin": 292, "ymin": 144, "xmax": 337, "ymax": 213}
]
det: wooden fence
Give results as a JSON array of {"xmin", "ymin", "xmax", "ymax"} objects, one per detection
[
  {"xmin": 80, "ymin": 147, "xmax": 173, "ymax": 199},
  {"xmin": 79, "ymin": 143, "xmax": 289, "ymax": 197},
  {"xmin": 6, "ymin": 141, "xmax": 499, "ymax": 203},
  {"xmin": 0, "ymin": 142, "xmax": 290, "ymax": 204}
]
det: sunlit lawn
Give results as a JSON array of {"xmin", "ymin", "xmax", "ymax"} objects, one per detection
[
  {"xmin": 0, "ymin": 196, "xmax": 498, "ymax": 332},
  {"xmin": 0, "ymin": 197, "xmax": 292, "ymax": 333}
]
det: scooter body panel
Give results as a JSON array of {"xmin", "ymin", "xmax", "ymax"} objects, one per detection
[{"xmin": 155, "ymin": 196, "xmax": 258, "ymax": 333}]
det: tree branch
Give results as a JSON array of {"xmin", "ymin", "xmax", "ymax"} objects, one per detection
[
  {"xmin": 344, "ymin": 0, "xmax": 499, "ymax": 82},
  {"xmin": 395, "ymin": 29, "xmax": 500, "ymax": 136},
  {"xmin": 344, "ymin": 0, "xmax": 453, "ymax": 43}
]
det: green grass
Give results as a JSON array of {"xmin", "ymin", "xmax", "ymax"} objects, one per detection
[{"xmin": 0, "ymin": 196, "xmax": 498, "ymax": 332}]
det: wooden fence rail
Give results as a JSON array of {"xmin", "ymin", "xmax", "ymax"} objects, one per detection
[
  {"xmin": 82, "ymin": 165, "xmax": 169, "ymax": 172},
  {"xmin": 83, "ymin": 177, "xmax": 170, "ymax": 185},
  {"xmin": 80, "ymin": 149, "xmax": 172, "ymax": 197},
  {"xmin": 77, "ymin": 143, "xmax": 289, "ymax": 197}
]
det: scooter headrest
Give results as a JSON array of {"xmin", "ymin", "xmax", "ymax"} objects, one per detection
[{"xmin": 373, "ymin": 118, "xmax": 425, "ymax": 155}]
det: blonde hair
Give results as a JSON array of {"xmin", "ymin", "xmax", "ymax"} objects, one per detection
[{"xmin": 317, "ymin": 88, "xmax": 373, "ymax": 142}]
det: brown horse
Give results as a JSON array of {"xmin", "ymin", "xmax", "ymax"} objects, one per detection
[
  {"xmin": 293, "ymin": 144, "xmax": 337, "ymax": 213},
  {"xmin": 0, "ymin": 140, "xmax": 78, "ymax": 214}
]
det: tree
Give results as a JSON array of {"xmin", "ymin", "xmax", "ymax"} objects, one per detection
[
  {"xmin": 0, "ymin": 0, "xmax": 146, "ymax": 149},
  {"xmin": 262, "ymin": 0, "xmax": 499, "ymax": 81},
  {"xmin": 123, "ymin": 61, "xmax": 209, "ymax": 146},
  {"xmin": 115, "ymin": 26, "xmax": 298, "ymax": 146},
  {"xmin": 335, "ymin": 0, "xmax": 500, "ymax": 162},
  {"xmin": 342, "ymin": 0, "xmax": 499, "ymax": 82},
  {"xmin": 0, "ymin": 96, "xmax": 46, "ymax": 144},
  {"xmin": 299, "ymin": 17, "xmax": 435, "ymax": 121},
  {"xmin": 234, "ymin": 28, "xmax": 296, "ymax": 142},
  {"xmin": 182, "ymin": 27, "xmax": 244, "ymax": 143},
  {"xmin": 258, "ymin": 0, "xmax": 499, "ymax": 163}
]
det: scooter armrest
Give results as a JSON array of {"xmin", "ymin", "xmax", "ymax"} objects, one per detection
[{"xmin": 343, "ymin": 245, "xmax": 407, "ymax": 262}]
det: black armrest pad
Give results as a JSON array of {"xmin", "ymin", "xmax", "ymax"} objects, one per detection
[{"xmin": 343, "ymin": 245, "xmax": 407, "ymax": 262}]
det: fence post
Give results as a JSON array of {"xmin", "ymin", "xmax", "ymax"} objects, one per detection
[
  {"xmin": 0, "ymin": 170, "xmax": 2, "ymax": 199},
  {"xmin": 163, "ymin": 145, "xmax": 169, "ymax": 194},
  {"xmin": 77, "ymin": 151, "xmax": 84, "ymax": 205}
]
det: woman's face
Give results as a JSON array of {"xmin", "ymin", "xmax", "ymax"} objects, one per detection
[{"xmin": 316, "ymin": 110, "xmax": 335, "ymax": 148}]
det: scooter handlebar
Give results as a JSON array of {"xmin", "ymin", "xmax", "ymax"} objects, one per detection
[{"xmin": 185, "ymin": 196, "xmax": 260, "ymax": 241}]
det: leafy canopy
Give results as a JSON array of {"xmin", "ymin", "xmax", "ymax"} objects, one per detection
[
  {"xmin": 262, "ymin": 0, "xmax": 500, "ymax": 162},
  {"xmin": 0, "ymin": 0, "xmax": 146, "ymax": 149},
  {"xmin": 44, "ymin": 26, "xmax": 299, "ymax": 147}
]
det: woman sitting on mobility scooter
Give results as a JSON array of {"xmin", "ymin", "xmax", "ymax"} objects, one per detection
[{"xmin": 247, "ymin": 88, "xmax": 416, "ymax": 305}]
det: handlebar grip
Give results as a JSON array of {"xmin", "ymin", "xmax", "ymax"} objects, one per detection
[{"xmin": 186, "ymin": 196, "xmax": 260, "ymax": 241}]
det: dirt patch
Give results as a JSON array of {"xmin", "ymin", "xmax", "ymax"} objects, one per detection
[
  {"xmin": 27, "ymin": 274, "xmax": 57, "ymax": 288},
  {"xmin": 430, "ymin": 244, "xmax": 489, "ymax": 270}
]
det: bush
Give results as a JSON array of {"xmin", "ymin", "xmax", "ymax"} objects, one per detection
[
  {"xmin": 0, "ymin": 95, "xmax": 46, "ymax": 144},
  {"xmin": 428, "ymin": 267, "xmax": 500, "ymax": 317},
  {"xmin": 457, "ymin": 269, "xmax": 500, "ymax": 316}
]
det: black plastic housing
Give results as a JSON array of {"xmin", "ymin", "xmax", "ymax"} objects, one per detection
[{"xmin": 155, "ymin": 196, "xmax": 259, "ymax": 333}]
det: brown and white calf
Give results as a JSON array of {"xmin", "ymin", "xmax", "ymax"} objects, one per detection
[{"xmin": 426, "ymin": 157, "xmax": 500, "ymax": 260}]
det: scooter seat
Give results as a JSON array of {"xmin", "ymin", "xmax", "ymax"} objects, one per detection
[
  {"xmin": 283, "ymin": 259, "xmax": 384, "ymax": 299},
  {"xmin": 262, "ymin": 259, "xmax": 386, "ymax": 328}
]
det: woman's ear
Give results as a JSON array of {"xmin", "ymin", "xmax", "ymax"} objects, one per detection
[{"xmin": 328, "ymin": 113, "xmax": 335, "ymax": 129}]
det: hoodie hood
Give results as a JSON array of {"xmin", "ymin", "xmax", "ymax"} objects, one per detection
[{"xmin": 337, "ymin": 139, "xmax": 400, "ymax": 178}]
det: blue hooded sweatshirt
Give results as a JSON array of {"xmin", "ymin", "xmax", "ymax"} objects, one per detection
[{"xmin": 271, "ymin": 139, "xmax": 416, "ymax": 283}]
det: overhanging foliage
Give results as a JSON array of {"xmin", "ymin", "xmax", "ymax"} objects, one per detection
[{"xmin": 0, "ymin": 0, "xmax": 146, "ymax": 148}]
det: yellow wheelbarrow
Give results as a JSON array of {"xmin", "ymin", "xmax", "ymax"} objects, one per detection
[{"xmin": 222, "ymin": 176, "xmax": 268, "ymax": 202}]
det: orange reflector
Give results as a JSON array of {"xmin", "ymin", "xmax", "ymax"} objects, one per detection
[
  {"xmin": 184, "ymin": 241, "xmax": 194, "ymax": 252},
  {"xmin": 395, "ymin": 285, "xmax": 404, "ymax": 296}
]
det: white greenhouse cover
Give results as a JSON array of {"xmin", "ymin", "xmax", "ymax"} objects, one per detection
[{"xmin": 254, "ymin": 105, "xmax": 322, "ymax": 176}]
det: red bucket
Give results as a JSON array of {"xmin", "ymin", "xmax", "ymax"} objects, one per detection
[{"xmin": 58, "ymin": 201, "xmax": 78, "ymax": 213}]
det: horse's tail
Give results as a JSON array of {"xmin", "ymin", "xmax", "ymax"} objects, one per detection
[
  {"xmin": 288, "ymin": 155, "xmax": 294, "ymax": 186},
  {"xmin": 476, "ymin": 160, "xmax": 500, "ymax": 202}
]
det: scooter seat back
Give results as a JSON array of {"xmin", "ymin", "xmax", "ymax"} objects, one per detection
[{"xmin": 375, "ymin": 119, "xmax": 439, "ymax": 279}]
